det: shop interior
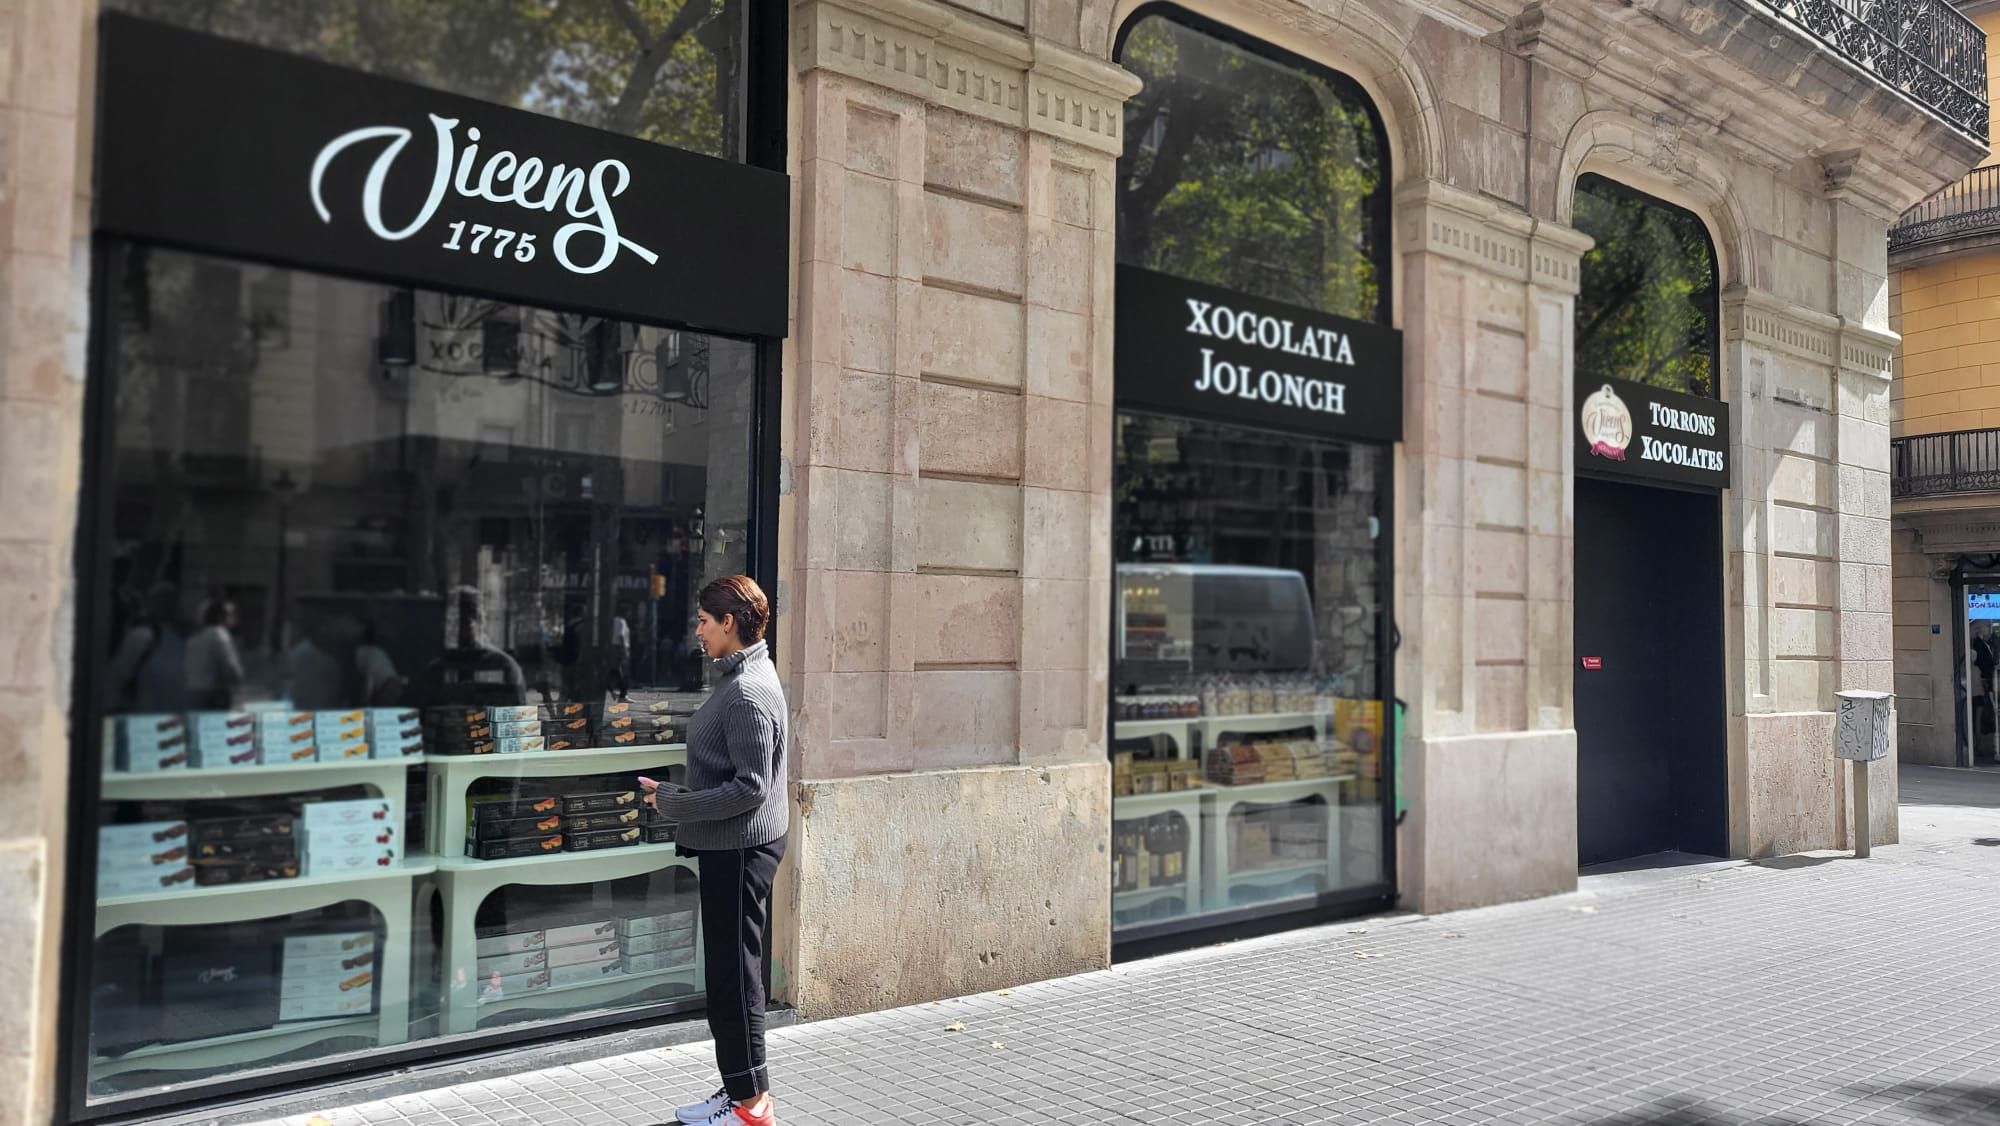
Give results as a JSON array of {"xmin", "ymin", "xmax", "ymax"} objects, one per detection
[{"xmin": 86, "ymin": 243, "xmax": 755, "ymax": 1099}]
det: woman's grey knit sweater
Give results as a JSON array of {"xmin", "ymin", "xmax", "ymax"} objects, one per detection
[{"xmin": 654, "ymin": 639, "xmax": 789, "ymax": 851}]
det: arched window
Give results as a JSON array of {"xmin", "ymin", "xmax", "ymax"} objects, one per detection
[
  {"xmin": 1116, "ymin": 9, "xmax": 1391, "ymax": 323},
  {"xmin": 1572, "ymin": 174, "xmax": 1720, "ymax": 397}
]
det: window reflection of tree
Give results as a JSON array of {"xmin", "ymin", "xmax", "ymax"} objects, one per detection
[
  {"xmin": 1117, "ymin": 15, "xmax": 1388, "ymax": 322},
  {"xmin": 108, "ymin": 0, "xmax": 744, "ymax": 159},
  {"xmin": 1572, "ymin": 174, "xmax": 1719, "ymax": 397}
]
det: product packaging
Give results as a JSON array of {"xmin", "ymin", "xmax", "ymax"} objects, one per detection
[
  {"xmin": 617, "ymin": 926, "xmax": 695, "ymax": 957},
  {"xmin": 192, "ymin": 814, "xmax": 296, "ymax": 845},
  {"xmin": 278, "ymin": 990, "xmax": 373, "ymax": 1021},
  {"xmin": 303, "ymin": 847, "xmax": 400, "ymax": 875},
  {"xmin": 468, "ymin": 833, "xmax": 563, "ymax": 860},
  {"xmin": 564, "ymin": 808, "xmax": 643, "ymax": 833},
  {"xmin": 98, "ymin": 866, "xmax": 197, "ymax": 897},
  {"xmin": 277, "ymin": 966, "xmax": 374, "ymax": 1001},
  {"xmin": 549, "ymin": 958, "xmax": 624, "ymax": 987},
  {"xmin": 194, "ymin": 859, "xmax": 302, "ymax": 886},
  {"xmin": 191, "ymin": 837, "xmax": 296, "ymax": 863},
  {"xmin": 468, "ymin": 813, "xmax": 563, "ymax": 842},
  {"xmin": 474, "ymin": 929, "xmax": 546, "ymax": 957},
  {"xmin": 188, "ymin": 711, "xmax": 256, "ymax": 737},
  {"xmin": 469, "ymin": 795, "xmax": 561, "ymax": 822},
  {"xmin": 99, "ymin": 820, "xmax": 190, "ymax": 853},
  {"xmin": 299, "ymin": 799, "xmax": 394, "ymax": 830},
  {"xmin": 547, "ymin": 938, "xmax": 622, "ymax": 967},
  {"xmin": 561, "ymin": 790, "xmax": 640, "ymax": 815},
  {"xmin": 478, "ymin": 969, "xmax": 551, "ymax": 1001},
  {"xmin": 563, "ymin": 826, "xmax": 643, "ymax": 852},
  {"xmin": 119, "ymin": 742, "xmax": 190, "ymax": 772},
  {"xmin": 116, "ymin": 713, "xmax": 186, "ymax": 750},
  {"xmin": 475, "ymin": 948, "xmax": 549, "ymax": 977},
  {"xmin": 545, "ymin": 920, "xmax": 618, "ymax": 947},
  {"xmin": 617, "ymin": 907, "xmax": 696, "ymax": 937},
  {"xmin": 282, "ymin": 930, "xmax": 376, "ymax": 961},
  {"xmin": 188, "ymin": 735, "xmax": 262, "ymax": 769},
  {"xmin": 317, "ymin": 741, "xmax": 373, "ymax": 762},
  {"xmin": 622, "ymin": 947, "xmax": 696, "ymax": 974}
]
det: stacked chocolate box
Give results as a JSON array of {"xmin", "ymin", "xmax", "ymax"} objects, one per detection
[
  {"xmin": 427, "ymin": 705, "xmax": 545, "ymax": 756},
  {"xmin": 465, "ymin": 793, "xmax": 564, "ymax": 859},
  {"xmin": 190, "ymin": 812, "xmax": 301, "ymax": 887}
]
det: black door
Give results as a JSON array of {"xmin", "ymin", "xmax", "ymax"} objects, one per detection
[{"xmin": 1573, "ymin": 476, "xmax": 1727, "ymax": 866}]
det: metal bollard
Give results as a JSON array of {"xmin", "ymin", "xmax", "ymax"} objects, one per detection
[{"xmin": 1834, "ymin": 690, "xmax": 1893, "ymax": 859}]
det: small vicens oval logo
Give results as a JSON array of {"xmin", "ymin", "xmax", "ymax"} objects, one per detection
[
  {"xmin": 309, "ymin": 114, "xmax": 660, "ymax": 276},
  {"xmin": 1580, "ymin": 383, "xmax": 1632, "ymax": 461}
]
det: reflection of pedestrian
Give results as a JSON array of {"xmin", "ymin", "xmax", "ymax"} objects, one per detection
[
  {"xmin": 356, "ymin": 621, "xmax": 403, "ymax": 705},
  {"xmin": 410, "ymin": 589, "xmax": 526, "ymax": 707},
  {"xmin": 609, "ymin": 610, "xmax": 632, "ymax": 701},
  {"xmin": 107, "ymin": 583, "xmax": 188, "ymax": 713},
  {"xmin": 186, "ymin": 599, "xmax": 245, "ymax": 710}
]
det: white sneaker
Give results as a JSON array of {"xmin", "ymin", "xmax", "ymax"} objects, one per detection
[{"xmin": 676, "ymin": 1089, "xmax": 730, "ymax": 1123}]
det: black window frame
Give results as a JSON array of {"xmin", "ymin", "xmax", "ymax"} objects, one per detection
[{"xmin": 54, "ymin": 2, "xmax": 789, "ymax": 1120}]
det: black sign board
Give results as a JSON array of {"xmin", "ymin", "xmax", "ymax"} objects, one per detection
[
  {"xmin": 1575, "ymin": 375, "xmax": 1730, "ymax": 491},
  {"xmin": 94, "ymin": 14, "xmax": 789, "ymax": 340},
  {"xmin": 1114, "ymin": 265, "xmax": 1402, "ymax": 443}
]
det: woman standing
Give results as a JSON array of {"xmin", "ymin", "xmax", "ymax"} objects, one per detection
[{"xmin": 644, "ymin": 575, "xmax": 789, "ymax": 1126}]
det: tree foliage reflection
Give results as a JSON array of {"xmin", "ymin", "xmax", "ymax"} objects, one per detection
[
  {"xmin": 1116, "ymin": 16, "xmax": 1387, "ymax": 323},
  {"xmin": 1572, "ymin": 174, "xmax": 1718, "ymax": 397}
]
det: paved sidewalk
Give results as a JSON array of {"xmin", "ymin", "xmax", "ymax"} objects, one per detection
[{"xmin": 234, "ymin": 768, "xmax": 2000, "ymax": 1126}]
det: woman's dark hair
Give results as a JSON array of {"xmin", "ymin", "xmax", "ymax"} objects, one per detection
[{"xmin": 698, "ymin": 575, "xmax": 769, "ymax": 645}]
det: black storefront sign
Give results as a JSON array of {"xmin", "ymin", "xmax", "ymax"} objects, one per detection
[
  {"xmin": 1575, "ymin": 375, "xmax": 1731, "ymax": 491},
  {"xmin": 94, "ymin": 14, "xmax": 788, "ymax": 339},
  {"xmin": 1114, "ymin": 265, "xmax": 1402, "ymax": 442}
]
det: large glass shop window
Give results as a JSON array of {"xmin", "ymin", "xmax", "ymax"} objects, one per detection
[
  {"xmin": 105, "ymin": 0, "xmax": 747, "ymax": 160},
  {"xmin": 1111, "ymin": 417, "xmax": 1390, "ymax": 928},
  {"xmin": 1111, "ymin": 13, "xmax": 1394, "ymax": 935},
  {"xmin": 1572, "ymin": 173, "xmax": 1719, "ymax": 397},
  {"xmin": 84, "ymin": 243, "xmax": 750, "ymax": 1098}
]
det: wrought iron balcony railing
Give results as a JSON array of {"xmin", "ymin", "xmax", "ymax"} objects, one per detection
[
  {"xmin": 1891, "ymin": 164, "xmax": 2000, "ymax": 253},
  {"xmin": 1891, "ymin": 427, "xmax": 2000, "ymax": 497},
  {"xmin": 1766, "ymin": 0, "xmax": 1987, "ymax": 143}
]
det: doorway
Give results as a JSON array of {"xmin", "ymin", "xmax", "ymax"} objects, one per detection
[{"xmin": 1573, "ymin": 475, "xmax": 1728, "ymax": 866}]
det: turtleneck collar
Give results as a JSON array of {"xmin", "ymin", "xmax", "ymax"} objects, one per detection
[{"xmin": 713, "ymin": 637, "xmax": 767, "ymax": 675}]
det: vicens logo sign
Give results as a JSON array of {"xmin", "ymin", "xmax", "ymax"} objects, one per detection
[
  {"xmin": 1185, "ymin": 298, "xmax": 1355, "ymax": 415},
  {"xmin": 309, "ymin": 114, "xmax": 660, "ymax": 276},
  {"xmin": 1580, "ymin": 383, "xmax": 1633, "ymax": 461}
]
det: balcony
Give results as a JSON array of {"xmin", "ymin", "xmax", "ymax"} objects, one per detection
[
  {"xmin": 1892, "ymin": 427, "xmax": 2000, "ymax": 497},
  {"xmin": 1891, "ymin": 165, "xmax": 2000, "ymax": 254},
  {"xmin": 1766, "ymin": 0, "xmax": 1987, "ymax": 144}
]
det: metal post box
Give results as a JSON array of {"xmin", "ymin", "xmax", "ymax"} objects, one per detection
[{"xmin": 1834, "ymin": 691, "xmax": 1893, "ymax": 762}]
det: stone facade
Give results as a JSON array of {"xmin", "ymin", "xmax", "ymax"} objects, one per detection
[
  {"xmin": 0, "ymin": 0, "xmax": 1984, "ymax": 1121},
  {"xmin": 1883, "ymin": 5, "xmax": 2000, "ymax": 773}
]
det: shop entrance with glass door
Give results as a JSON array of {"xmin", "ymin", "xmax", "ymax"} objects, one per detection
[
  {"xmin": 1569, "ymin": 175, "xmax": 1729, "ymax": 869},
  {"xmin": 1957, "ymin": 581, "xmax": 2000, "ymax": 769}
]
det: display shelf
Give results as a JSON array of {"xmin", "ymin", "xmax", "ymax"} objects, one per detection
[
  {"xmin": 1111, "ymin": 882, "xmax": 1195, "ymax": 909},
  {"xmin": 100, "ymin": 755, "xmax": 425, "ymax": 802},
  {"xmin": 434, "ymin": 841, "xmax": 696, "ymax": 1035},
  {"xmin": 1204, "ymin": 774, "xmax": 1357, "ymax": 803},
  {"xmin": 474, "ymin": 963, "xmax": 701, "ymax": 1021},
  {"xmin": 435, "ymin": 842, "xmax": 691, "ymax": 877},
  {"xmin": 1195, "ymin": 711, "xmax": 1329, "ymax": 737},
  {"xmin": 89, "ymin": 1015, "xmax": 378, "ymax": 1081},
  {"xmin": 1110, "ymin": 787, "xmax": 1206, "ymax": 820},
  {"xmin": 94, "ymin": 853, "xmax": 432, "ymax": 1061},
  {"xmin": 1200, "ymin": 776, "xmax": 1351, "ymax": 913},
  {"xmin": 427, "ymin": 744, "xmax": 686, "ymax": 858},
  {"xmin": 1111, "ymin": 718, "xmax": 1196, "ymax": 744},
  {"xmin": 1226, "ymin": 860, "xmax": 1333, "ymax": 883},
  {"xmin": 96, "ymin": 851, "xmax": 438, "ymax": 932}
]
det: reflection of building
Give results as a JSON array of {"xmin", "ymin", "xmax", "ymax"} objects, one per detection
[
  {"xmin": 1888, "ymin": 4, "xmax": 2000, "ymax": 771},
  {"xmin": 0, "ymin": 0, "xmax": 1991, "ymax": 1121}
]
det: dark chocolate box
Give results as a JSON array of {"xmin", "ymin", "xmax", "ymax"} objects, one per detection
[
  {"xmin": 468, "ymin": 833, "xmax": 565, "ymax": 860},
  {"xmin": 562, "ymin": 790, "xmax": 641, "ymax": 814},
  {"xmin": 470, "ymin": 795, "xmax": 562, "ymax": 823},
  {"xmin": 564, "ymin": 826, "xmax": 644, "ymax": 852},
  {"xmin": 469, "ymin": 813, "xmax": 564, "ymax": 841}
]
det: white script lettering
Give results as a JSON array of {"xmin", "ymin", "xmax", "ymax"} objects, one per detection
[{"xmin": 310, "ymin": 114, "xmax": 660, "ymax": 275}]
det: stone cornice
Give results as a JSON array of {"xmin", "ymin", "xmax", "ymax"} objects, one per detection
[
  {"xmin": 795, "ymin": 0, "xmax": 1141, "ymax": 154},
  {"xmin": 1528, "ymin": 0, "xmax": 1983, "ymax": 212},
  {"xmin": 1720, "ymin": 286, "xmax": 1896, "ymax": 383},
  {"xmin": 1395, "ymin": 178, "xmax": 1592, "ymax": 293}
]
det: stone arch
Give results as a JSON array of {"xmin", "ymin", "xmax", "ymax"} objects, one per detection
[
  {"xmin": 1088, "ymin": 0, "xmax": 1446, "ymax": 188},
  {"xmin": 1554, "ymin": 109, "xmax": 1756, "ymax": 292}
]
